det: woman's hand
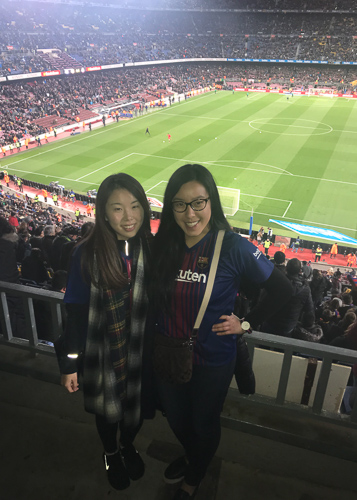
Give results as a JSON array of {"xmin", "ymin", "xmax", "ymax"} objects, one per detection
[
  {"xmin": 61, "ymin": 373, "xmax": 79, "ymax": 393},
  {"xmin": 212, "ymin": 314, "xmax": 244, "ymax": 336}
]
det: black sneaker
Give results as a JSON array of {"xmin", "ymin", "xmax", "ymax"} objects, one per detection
[
  {"xmin": 103, "ymin": 451, "xmax": 130, "ymax": 490},
  {"xmin": 164, "ymin": 456, "xmax": 188, "ymax": 484},
  {"xmin": 121, "ymin": 443, "xmax": 145, "ymax": 480}
]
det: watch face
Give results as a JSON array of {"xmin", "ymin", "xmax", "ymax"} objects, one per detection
[{"xmin": 241, "ymin": 321, "xmax": 250, "ymax": 331}]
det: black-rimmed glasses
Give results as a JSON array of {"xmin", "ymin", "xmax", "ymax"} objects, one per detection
[{"xmin": 172, "ymin": 198, "xmax": 210, "ymax": 213}]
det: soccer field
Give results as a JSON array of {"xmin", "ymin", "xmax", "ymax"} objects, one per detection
[{"xmin": 3, "ymin": 91, "xmax": 357, "ymax": 238}]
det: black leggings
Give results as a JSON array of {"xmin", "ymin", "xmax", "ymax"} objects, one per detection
[{"xmin": 95, "ymin": 415, "xmax": 142, "ymax": 453}]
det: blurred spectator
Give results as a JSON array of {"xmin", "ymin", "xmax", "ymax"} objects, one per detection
[
  {"xmin": 302, "ymin": 261, "xmax": 312, "ymax": 281},
  {"xmin": 59, "ymin": 221, "xmax": 94, "ymax": 271},
  {"xmin": 339, "ymin": 292, "xmax": 355, "ymax": 319},
  {"xmin": 42, "ymin": 225, "xmax": 56, "ymax": 265},
  {"xmin": 262, "ymin": 258, "xmax": 314, "ymax": 337},
  {"xmin": 21, "ymin": 248, "xmax": 50, "ymax": 284},
  {"xmin": 310, "ymin": 269, "xmax": 329, "ymax": 308},
  {"xmin": 0, "ymin": 217, "xmax": 19, "ymax": 284},
  {"xmin": 273, "ymin": 250, "xmax": 286, "ymax": 273},
  {"xmin": 330, "ymin": 318, "xmax": 357, "ymax": 351},
  {"xmin": 323, "ymin": 311, "xmax": 357, "ymax": 344},
  {"xmin": 292, "ymin": 311, "xmax": 323, "ymax": 343}
]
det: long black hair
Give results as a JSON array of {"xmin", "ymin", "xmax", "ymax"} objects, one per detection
[
  {"xmin": 152, "ymin": 164, "xmax": 231, "ymax": 312},
  {"xmin": 80, "ymin": 173, "xmax": 151, "ymax": 289}
]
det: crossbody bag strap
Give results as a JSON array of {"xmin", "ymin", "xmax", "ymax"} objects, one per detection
[{"xmin": 191, "ymin": 230, "xmax": 225, "ymax": 338}]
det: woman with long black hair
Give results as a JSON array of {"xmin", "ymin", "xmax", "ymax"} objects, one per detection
[
  {"xmin": 151, "ymin": 164, "xmax": 291, "ymax": 499},
  {"xmin": 56, "ymin": 173, "xmax": 151, "ymax": 491}
]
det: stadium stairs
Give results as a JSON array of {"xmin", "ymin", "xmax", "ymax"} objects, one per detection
[{"xmin": 1, "ymin": 340, "xmax": 357, "ymax": 500}]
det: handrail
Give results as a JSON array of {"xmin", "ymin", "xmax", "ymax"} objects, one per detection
[
  {"xmin": 1, "ymin": 280, "xmax": 357, "ymax": 423},
  {"xmin": 244, "ymin": 331, "xmax": 357, "ymax": 423},
  {"xmin": 0, "ymin": 280, "xmax": 64, "ymax": 355}
]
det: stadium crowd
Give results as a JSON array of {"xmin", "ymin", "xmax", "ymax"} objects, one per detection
[
  {"xmin": 1, "ymin": 0, "xmax": 357, "ymax": 352},
  {"xmin": 0, "ymin": 0, "xmax": 357, "ymax": 77},
  {"xmin": 1, "ymin": 61, "xmax": 356, "ymax": 146},
  {"xmin": 1, "ymin": 181, "xmax": 357, "ymax": 356}
]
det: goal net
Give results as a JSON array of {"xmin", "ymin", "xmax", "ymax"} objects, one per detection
[
  {"xmin": 217, "ymin": 186, "xmax": 240, "ymax": 217},
  {"xmin": 308, "ymin": 88, "xmax": 335, "ymax": 97}
]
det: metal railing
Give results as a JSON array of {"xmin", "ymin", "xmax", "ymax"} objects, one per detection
[
  {"xmin": 0, "ymin": 280, "xmax": 65, "ymax": 356},
  {"xmin": 1, "ymin": 280, "xmax": 357, "ymax": 425},
  {"xmin": 243, "ymin": 331, "xmax": 357, "ymax": 423}
]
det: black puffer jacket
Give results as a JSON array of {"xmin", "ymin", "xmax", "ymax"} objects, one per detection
[{"xmin": 262, "ymin": 276, "xmax": 314, "ymax": 337}]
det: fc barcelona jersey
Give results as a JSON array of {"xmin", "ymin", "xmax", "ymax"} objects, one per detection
[{"xmin": 157, "ymin": 231, "xmax": 273, "ymax": 366}]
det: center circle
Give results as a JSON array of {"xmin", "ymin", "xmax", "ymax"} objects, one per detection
[{"xmin": 249, "ymin": 118, "xmax": 333, "ymax": 136}]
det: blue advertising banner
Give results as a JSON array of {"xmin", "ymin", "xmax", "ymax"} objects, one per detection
[{"xmin": 269, "ymin": 220, "xmax": 357, "ymax": 245}]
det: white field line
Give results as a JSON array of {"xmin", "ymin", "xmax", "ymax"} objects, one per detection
[
  {"xmin": 135, "ymin": 153, "xmax": 293, "ymax": 176},
  {"xmin": 148, "ymin": 182, "xmax": 291, "ymax": 204},
  {"xmin": 251, "ymin": 122, "xmax": 330, "ymax": 131},
  {"xmin": 158, "ymin": 111, "xmax": 357, "ymax": 135},
  {"xmin": 145, "ymin": 180, "xmax": 167, "ymax": 194},
  {"xmin": 2, "ymin": 167, "xmax": 94, "ymax": 185},
  {"xmin": 1, "ymin": 113, "xmax": 155, "ymax": 169},
  {"xmin": 237, "ymin": 208, "xmax": 357, "ymax": 233},
  {"xmin": 243, "ymin": 193, "xmax": 292, "ymax": 202},
  {"xmin": 4, "ymin": 153, "xmax": 135, "ymax": 185},
  {"xmin": 133, "ymin": 152, "xmax": 357, "ymax": 188},
  {"xmin": 75, "ymin": 153, "xmax": 134, "ymax": 180},
  {"xmin": 282, "ymin": 201, "xmax": 292, "ymax": 217},
  {"xmin": 206, "ymin": 159, "xmax": 293, "ymax": 176},
  {"xmin": 3, "ymin": 91, "xmax": 216, "ymax": 177}
]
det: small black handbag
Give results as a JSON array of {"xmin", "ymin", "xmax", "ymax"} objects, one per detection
[{"xmin": 153, "ymin": 230, "xmax": 225, "ymax": 384}]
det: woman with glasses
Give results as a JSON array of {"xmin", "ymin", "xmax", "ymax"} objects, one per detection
[{"xmin": 151, "ymin": 164, "xmax": 292, "ymax": 499}]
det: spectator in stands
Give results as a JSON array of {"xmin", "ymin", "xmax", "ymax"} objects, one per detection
[
  {"xmin": 318, "ymin": 308, "xmax": 335, "ymax": 341},
  {"xmin": 330, "ymin": 317, "xmax": 357, "ymax": 351},
  {"xmin": 292, "ymin": 311, "xmax": 323, "ymax": 343},
  {"xmin": 29, "ymin": 225, "xmax": 45, "ymax": 251},
  {"xmin": 324, "ymin": 297, "xmax": 342, "ymax": 322},
  {"xmin": 339, "ymin": 292, "xmax": 355, "ymax": 319},
  {"xmin": 50, "ymin": 269, "xmax": 68, "ymax": 293},
  {"xmin": 310, "ymin": 269, "xmax": 328, "ymax": 307},
  {"xmin": 330, "ymin": 270, "xmax": 342, "ymax": 296},
  {"xmin": 56, "ymin": 173, "xmax": 152, "ymax": 491},
  {"xmin": 42, "ymin": 224, "xmax": 56, "ymax": 264},
  {"xmin": 0, "ymin": 216, "xmax": 19, "ymax": 284},
  {"xmin": 0, "ymin": 216, "xmax": 26, "ymax": 338},
  {"xmin": 34, "ymin": 270, "xmax": 68, "ymax": 344},
  {"xmin": 262, "ymin": 258, "xmax": 314, "ymax": 337},
  {"xmin": 302, "ymin": 261, "xmax": 312, "ymax": 281},
  {"xmin": 273, "ymin": 250, "xmax": 286, "ymax": 273},
  {"xmin": 150, "ymin": 164, "xmax": 292, "ymax": 499},
  {"xmin": 346, "ymin": 274, "xmax": 357, "ymax": 306},
  {"xmin": 21, "ymin": 248, "xmax": 50, "ymax": 284},
  {"xmin": 8, "ymin": 211, "xmax": 19, "ymax": 228},
  {"xmin": 51, "ymin": 225, "xmax": 78, "ymax": 271},
  {"xmin": 322, "ymin": 311, "xmax": 356, "ymax": 344},
  {"xmin": 59, "ymin": 221, "xmax": 94, "ymax": 272},
  {"xmin": 16, "ymin": 230, "xmax": 31, "ymax": 263}
]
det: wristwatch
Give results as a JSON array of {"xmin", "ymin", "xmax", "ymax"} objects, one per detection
[{"xmin": 241, "ymin": 321, "xmax": 252, "ymax": 334}]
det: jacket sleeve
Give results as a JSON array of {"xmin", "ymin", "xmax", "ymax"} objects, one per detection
[
  {"xmin": 245, "ymin": 267, "xmax": 294, "ymax": 330},
  {"xmin": 55, "ymin": 303, "xmax": 89, "ymax": 374},
  {"xmin": 302, "ymin": 286, "xmax": 315, "ymax": 317}
]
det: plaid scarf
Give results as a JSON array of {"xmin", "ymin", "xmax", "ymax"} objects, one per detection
[{"xmin": 82, "ymin": 241, "xmax": 148, "ymax": 425}]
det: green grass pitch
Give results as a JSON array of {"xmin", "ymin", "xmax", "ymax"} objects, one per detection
[{"xmin": 3, "ymin": 90, "xmax": 357, "ymax": 238}]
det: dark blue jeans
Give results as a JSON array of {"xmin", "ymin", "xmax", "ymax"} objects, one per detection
[{"xmin": 155, "ymin": 357, "xmax": 236, "ymax": 486}]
